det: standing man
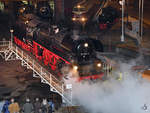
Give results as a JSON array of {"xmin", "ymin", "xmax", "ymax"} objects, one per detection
[
  {"xmin": 41, "ymin": 98, "xmax": 49, "ymax": 113},
  {"xmin": 34, "ymin": 98, "xmax": 41, "ymax": 113},
  {"xmin": 0, "ymin": 98, "xmax": 5, "ymax": 113},
  {"xmin": 2, "ymin": 100, "xmax": 10, "ymax": 113},
  {"xmin": 48, "ymin": 99, "xmax": 55, "ymax": 113},
  {"xmin": 22, "ymin": 98, "xmax": 34, "ymax": 113},
  {"xmin": 8, "ymin": 98, "xmax": 20, "ymax": 113}
]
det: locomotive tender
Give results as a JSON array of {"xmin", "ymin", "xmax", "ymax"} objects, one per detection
[{"xmin": 13, "ymin": 3, "xmax": 108, "ymax": 81}]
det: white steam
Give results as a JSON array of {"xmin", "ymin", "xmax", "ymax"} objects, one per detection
[{"xmin": 62, "ymin": 60, "xmax": 150, "ymax": 113}]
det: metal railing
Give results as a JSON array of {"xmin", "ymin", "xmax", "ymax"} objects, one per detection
[
  {"xmin": 12, "ymin": 43, "xmax": 72, "ymax": 105},
  {"xmin": 0, "ymin": 41, "xmax": 72, "ymax": 105},
  {"xmin": 96, "ymin": 52, "xmax": 114, "ymax": 77},
  {"xmin": 0, "ymin": 41, "xmax": 10, "ymax": 46},
  {"xmin": 0, "ymin": 41, "xmax": 10, "ymax": 50}
]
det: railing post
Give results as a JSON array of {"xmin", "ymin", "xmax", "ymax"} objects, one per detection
[
  {"xmin": 49, "ymin": 74, "xmax": 52, "ymax": 84},
  {"xmin": 21, "ymin": 51, "xmax": 23, "ymax": 58},
  {"xmin": 21, "ymin": 51, "xmax": 24, "ymax": 66},
  {"xmin": 15, "ymin": 46, "xmax": 18, "ymax": 59},
  {"xmin": 62, "ymin": 84, "xmax": 64, "ymax": 94},
  {"xmin": 10, "ymin": 29, "xmax": 14, "ymax": 49},
  {"xmin": 40, "ymin": 67, "xmax": 43, "ymax": 75},
  {"xmin": 26, "ymin": 55, "xmax": 29, "ymax": 68},
  {"xmin": 33, "ymin": 60, "xmax": 34, "ymax": 70},
  {"xmin": 15, "ymin": 46, "xmax": 17, "ymax": 53},
  {"xmin": 27, "ymin": 55, "xmax": 28, "ymax": 62},
  {"xmin": 2, "ymin": 38, "xmax": 6, "ymax": 46},
  {"xmin": 8, "ymin": 41, "xmax": 11, "ymax": 49}
]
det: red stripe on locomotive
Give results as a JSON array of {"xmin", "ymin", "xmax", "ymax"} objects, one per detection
[
  {"xmin": 14, "ymin": 37, "xmax": 31, "ymax": 52},
  {"xmin": 78, "ymin": 73, "xmax": 104, "ymax": 81},
  {"xmin": 14, "ymin": 37, "xmax": 70, "ymax": 72}
]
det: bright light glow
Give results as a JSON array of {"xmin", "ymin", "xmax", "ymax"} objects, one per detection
[
  {"xmin": 72, "ymin": 17, "xmax": 76, "ymax": 21},
  {"xmin": 81, "ymin": 17, "xmax": 86, "ymax": 22},
  {"xmin": 10, "ymin": 29, "xmax": 14, "ymax": 33},
  {"xmin": 23, "ymin": 7, "xmax": 25, "ymax": 11},
  {"xmin": 77, "ymin": 5, "xmax": 81, "ymax": 8},
  {"xmin": 25, "ymin": 20, "xmax": 29, "ymax": 24},
  {"xmin": 84, "ymin": 43, "xmax": 88, "ymax": 47},
  {"xmin": 73, "ymin": 65, "xmax": 78, "ymax": 70},
  {"xmin": 119, "ymin": 0, "xmax": 124, "ymax": 5},
  {"xmin": 55, "ymin": 28, "xmax": 59, "ymax": 34},
  {"xmin": 22, "ymin": 1, "xmax": 28, "ymax": 5},
  {"xmin": 97, "ymin": 63, "xmax": 102, "ymax": 67}
]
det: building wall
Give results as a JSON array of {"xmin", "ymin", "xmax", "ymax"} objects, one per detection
[
  {"xmin": 54, "ymin": 0, "xmax": 74, "ymax": 22},
  {"xmin": 64, "ymin": 0, "xmax": 74, "ymax": 18},
  {"xmin": 54, "ymin": 0, "xmax": 64, "ymax": 22}
]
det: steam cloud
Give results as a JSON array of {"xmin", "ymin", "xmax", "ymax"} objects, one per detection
[{"xmin": 63, "ymin": 59, "xmax": 150, "ymax": 113}]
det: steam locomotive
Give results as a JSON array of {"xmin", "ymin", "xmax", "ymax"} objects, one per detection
[
  {"xmin": 72, "ymin": 2, "xmax": 119, "ymax": 31},
  {"xmin": 12, "ymin": 2, "xmax": 109, "ymax": 81},
  {"xmin": 98, "ymin": 6, "xmax": 120, "ymax": 30},
  {"xmin": 17, "ymin": 1, "xmax": 53, "ymax": 19}
]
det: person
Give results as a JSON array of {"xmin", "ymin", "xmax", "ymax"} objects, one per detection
[
  {"xmin": 0, "ymin": 98, "xmax": 5, "ymax": 113},
  {"xmin": 34, "ymin": 98, "xmax": 41, "ymax": 113},
  {"xmin": 2, "ymin": 100, "xmax": 10, "ymax": 113},
  {"xmin": 48, "ymin": 99, "xmax": 55, "ymax": 113},
  {"xmin": 8, "ymin": 98, "xmax": 20, "ymax": 113},
  {"xmin": 22, "ymin": 98, "xmax": 34, "ymax": 113},
  {"xmin": 41, "ymin": 98, "xmax": 49, "ymax": 113}
]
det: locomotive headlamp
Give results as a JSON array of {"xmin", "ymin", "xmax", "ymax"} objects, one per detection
[
  {"xmin": 97, "ymin": 63, "xmax": 102, "ymax": 67},
  {"xmin": 72, "ymin": 17, "xmax": 76, "ymax": 21},
  {"xmin": 81, "ymin": 17, "xmax": 86, "ymax": 22},
  {"xmin": 84, "ymin": 43, "xmax": 88, "ymax": 47},
  {"xmin": 10, "ymin": 29, "xmax": 14, "ymax": 33},
  {"xmin": 77, "ymin": 5, "xmax": 81, "ymax": 8},
  {"xmin": 73, "ymin": 65, "xmax": 78, "ymax": 70}
]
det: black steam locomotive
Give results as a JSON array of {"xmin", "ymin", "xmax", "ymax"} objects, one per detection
[
  {"xmin": 17, "ymin": 1, "xmax": 53, "ymax": 20},
  {"xmin": 98, "ymin": 6, "xmax": 120, "ymax": 30},
  {"xmin": 12, "ymin": 2, "xmax": 108, "ymax": 81}
]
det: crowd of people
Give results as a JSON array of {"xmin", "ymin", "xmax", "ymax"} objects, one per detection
[{"xmin": 0, "ymin": 97, "xmax": 55, "ymax": 113}]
